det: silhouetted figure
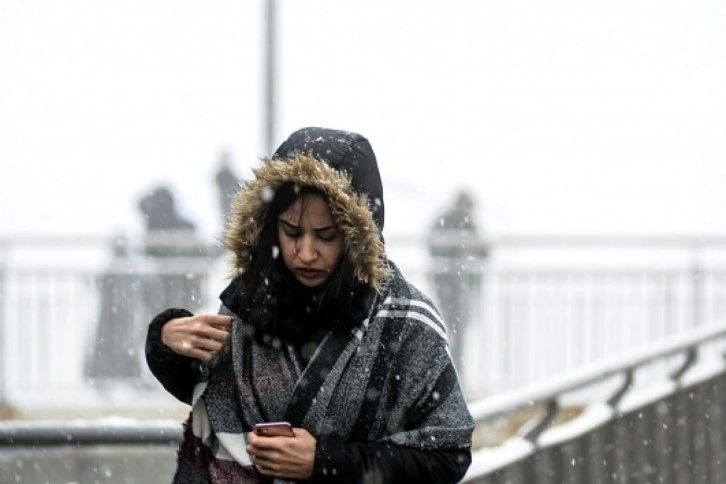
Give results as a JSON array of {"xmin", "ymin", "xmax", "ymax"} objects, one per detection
[
  {"xmin": 138, "ymin": 185, "xmax": 205, "ymax": 310},
  {"xmin": 86, "ymin": 186, "xmax": 208, "ymax": 389},
  {"xmin": 429, "ymin": 191, "xmax": 488, "ymax": 375},
  {"xmin": 139, "ymin": 186, "xmax": 195, "ymax": 248},
  {"xmin": 215, "ymin": 150, "xmax": 241, "ymax": 227},
  {"xmin": 86, "ymin": 236, "xmax": 145, "ymax": 385}
]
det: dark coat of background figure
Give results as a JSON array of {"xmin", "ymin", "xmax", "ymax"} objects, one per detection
[
  {"xmin": 86, "ymin": 186, "xmax": 205, "ymax": 385},
  {"xmin": 85, "ymin": 237, "xmax": 146, "ymax": 384},
  {"xmin": 138, "ymin": 185, "xmax": 205, "ymax": 308},
  {"xmin": 215, "ymin": 150, "xmax": 241, "ymax": 227},
  {"xmin": 429, "ymin": 191, "xmax": 488, "ymax": 377}
]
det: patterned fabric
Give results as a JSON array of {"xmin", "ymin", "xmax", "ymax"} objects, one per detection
[
  {"xmin": 172, "ymin": 264, "xmax": 474, "ymax": 483},
  {"xmin": 170, "ymin": 128, "xmax": 474, "ymax": 482}
]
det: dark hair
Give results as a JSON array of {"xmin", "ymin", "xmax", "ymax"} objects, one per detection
[{"xmin": 224, "ymin": 183, "xmax": 370, "ymax": 345}]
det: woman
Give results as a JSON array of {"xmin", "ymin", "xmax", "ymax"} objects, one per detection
[{"xmin": 145, "ymin": 127, "xmax": 475, "ymax": 483}]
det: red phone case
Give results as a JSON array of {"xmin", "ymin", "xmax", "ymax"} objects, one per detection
[{"xmin": 254, "ymin": 421, "xmax": 294, "ymax": 437}]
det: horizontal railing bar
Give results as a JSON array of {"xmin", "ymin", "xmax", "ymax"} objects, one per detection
[
  {"xmin": 489, "ymin": 235, "xmax": 726, "ymax": 248},
  {"xmin": 6, "ymin": 261, "xmax": 222, "ymax": 274},
  {"xmin": 0, "ymin": 235, "xmax": 116, "ymax": 247},
  {"xmin": 401, "ymin": 234, "xmax": 726, "ymax": 248},
  {"xmin": 0, "ymin": 420, "xmax": 182, "ymax": 446},
  {"xmin": 0, "ymin": 235, "xmax": 221, "ymax": 254},
  {"xmin": 493, "ymin": 268, "xmax": 726, "ymax": 275},
  {"xmin": 15, "ymin": 266, "xmax": 721, "ymax": 277},
  {"xmin": 5, "ymin": 234, "xmax": 726, "ymax": 249},
  {"xmin": 468, "ymin": 320, "xmax": 726, "ymax": 423}
]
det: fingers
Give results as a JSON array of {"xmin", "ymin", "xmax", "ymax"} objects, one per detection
[
  {"xmin": 196, "ymin": 313, "xmax": 233, "ymax": 329},
  {"xmin": 247, "ymin": 440, "xmax": 281, "ymax": 475},
  {"xmin": 194, "ymin": 335, "xmax": 226, "ymax": 353},
  {"xmin": 161, "ymin": 313, "xmax": 233, "ymax": 360},
  {"xmin": 186, "ymin": 339, "xmax": 224, "ymax": 362},
  {"xmin": 185, "ymin": 315, "xmax": 232, "ymax": 342},
  {"xmin": 253, "ymin": 459, "xmax": 282, "ymax": 477},
  {"xmin": 168, "ymin": 314, "xmax": 232, "ymax": 339},
  {"xmin": 205, "ymin": 327, "xmax": 232, "ymax": 344},
  {"xmin": 247, "ymin": 431, "xmax": 278, "ymax": 449},
  {"xmin": 187, "ymin": 326, "xmax": 230, "ymax": 347},
  {"xmin": 292, "ymin": 428, "xmax": 311, "ymax": 439},
  {"xmin": 246, "ymin": 430, "xmax": 315, "ymax": 480}
]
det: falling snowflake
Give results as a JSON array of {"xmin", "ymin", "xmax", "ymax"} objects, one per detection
[{"xmin": 261, "ymin": 185, "xmax": 274, "ymax": 202}]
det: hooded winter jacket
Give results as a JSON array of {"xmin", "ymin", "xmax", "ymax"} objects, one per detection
[{"xmin": 145, "ymin": 127, "xmax": 475, "ymax": 483}]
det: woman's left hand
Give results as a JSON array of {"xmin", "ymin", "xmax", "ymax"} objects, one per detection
[{"xmin": 247, "ymin": 427, "xmax": 316, "ymax": 480}]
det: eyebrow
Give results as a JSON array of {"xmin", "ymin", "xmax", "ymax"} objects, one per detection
[{"xmin": 279, "ymin": 219, "xmax": 338, "ymax": 232}]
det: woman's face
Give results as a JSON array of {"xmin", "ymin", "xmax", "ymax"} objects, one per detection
[{"xmin": 277, "ymin": 194, "xmax": 345, "ymax": 288}]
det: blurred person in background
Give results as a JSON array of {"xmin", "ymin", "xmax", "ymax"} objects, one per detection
[
  {"xmin": 145, "ymin": 127, "xmax": 474, "ymax": 483},
  {"xmin": 86, "ymin": 236, "xmax": 145, "ymax": 386},
  {"xmin": 138, "ymin": 185, "xmax": 206, "ymax": 311},
  {"xmin": 215, "ymin": 149, "xmax": 242, "ymax": 227},
  {"xmin": 429, "ymin": 190, "xmax": 488, "ymax": 377},
  {"xmin": 88, "ymin": 186, "xmax": 207, "ymax": 388}
]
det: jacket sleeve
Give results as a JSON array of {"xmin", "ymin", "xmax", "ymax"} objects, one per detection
[
  {"xmin": 144, "ymin": 308, "xmax": 199, "ymax": 405},
  {"xmin": 311, "ymin": 437, "xmax": 471, "ymax": 483}
]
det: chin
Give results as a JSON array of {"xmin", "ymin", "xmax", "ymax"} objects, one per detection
[{"xmin": 296, "ymin": 277, "xmax": 328, "ymax": 289}]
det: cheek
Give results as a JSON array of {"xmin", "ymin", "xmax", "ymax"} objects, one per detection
[{"xmin": 277, "ymin": 235, "xmax": 295, "ymax": 264}]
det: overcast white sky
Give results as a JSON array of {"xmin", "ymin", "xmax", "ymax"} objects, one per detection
[{"xmin": 1, "ymin": 0, "xmax": 725, "ymax": 239}]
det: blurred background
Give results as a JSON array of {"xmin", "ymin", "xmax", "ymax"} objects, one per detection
[
  {"xmin": 2, "ymin": 0, "xmax": 726, "ymax": 239},
  {"xmin": 2, "ymin": 0, "xmax": 726, "ymax": 482}
]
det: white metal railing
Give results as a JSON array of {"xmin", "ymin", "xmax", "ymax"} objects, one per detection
[
  {"xmin": 2, "ymin": 321, "xmax": 726, "ymax": 483},
  {"xmin": 463, "ymin": 318, "xmax": 726, "ymax": 483},
  {"xmin": 1, "ymin": 234, "xmax": 726, "ymax": 407}
]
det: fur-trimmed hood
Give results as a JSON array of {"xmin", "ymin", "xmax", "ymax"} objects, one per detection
[{"xmin": 224, "ymin": 128, "xmax": 389, "ymax": 291}]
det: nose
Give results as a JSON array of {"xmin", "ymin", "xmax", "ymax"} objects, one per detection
[{"xmin": 295, "ymin": 234, "xmax": 318, "ymax": 263}]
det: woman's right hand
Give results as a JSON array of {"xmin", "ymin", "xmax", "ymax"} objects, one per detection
[{"xmin": 161, "ymin": 314, "xmax": 233, "ymax": 362}]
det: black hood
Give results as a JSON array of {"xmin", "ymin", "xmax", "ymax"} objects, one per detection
[
  {"xmin": 272, "ymin": 127, "xmax": 385, "ymax": 230},
  {"xmin": 225, "ymin": 128, "xmax": 390, "ymax": 291}
]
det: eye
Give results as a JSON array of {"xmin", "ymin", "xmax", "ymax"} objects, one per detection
[
  {"xmin": 283, "ymin": 229, "xmax": 301, "ymax": 239},
  {"xmin": 317, "ymin": 230, "xmax": 339, "ymax": 242}
]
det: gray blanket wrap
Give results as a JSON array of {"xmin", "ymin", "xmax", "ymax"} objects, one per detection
[{"xmin": 173, "ymin": 267, "xmax": 474, "ymax": 483}]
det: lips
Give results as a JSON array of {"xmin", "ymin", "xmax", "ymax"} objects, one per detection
[{"xmin": 296, "ymin": 268, "xmax": 325, "ymax": 279}]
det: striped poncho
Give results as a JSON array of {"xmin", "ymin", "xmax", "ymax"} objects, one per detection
[{"xmin": 173, "ymin": 263, "xmax": 474, "ymax": 483}]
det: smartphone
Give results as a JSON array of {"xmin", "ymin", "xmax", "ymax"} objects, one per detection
[{"xmin": 253, "ymin": 421, "xmax": 295, "ymax": 437}]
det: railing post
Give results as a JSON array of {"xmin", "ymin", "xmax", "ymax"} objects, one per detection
[
  {"xmin": 263, "ymin": 0, "xmax": 278, "ymax": 155},
  {"xmin": 0, "ymin": 240, "xmax": 7, "ymax": 411},
  {"xmin": 691, "ymin": 241, "xmax": 703, "ymax": 328}
]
